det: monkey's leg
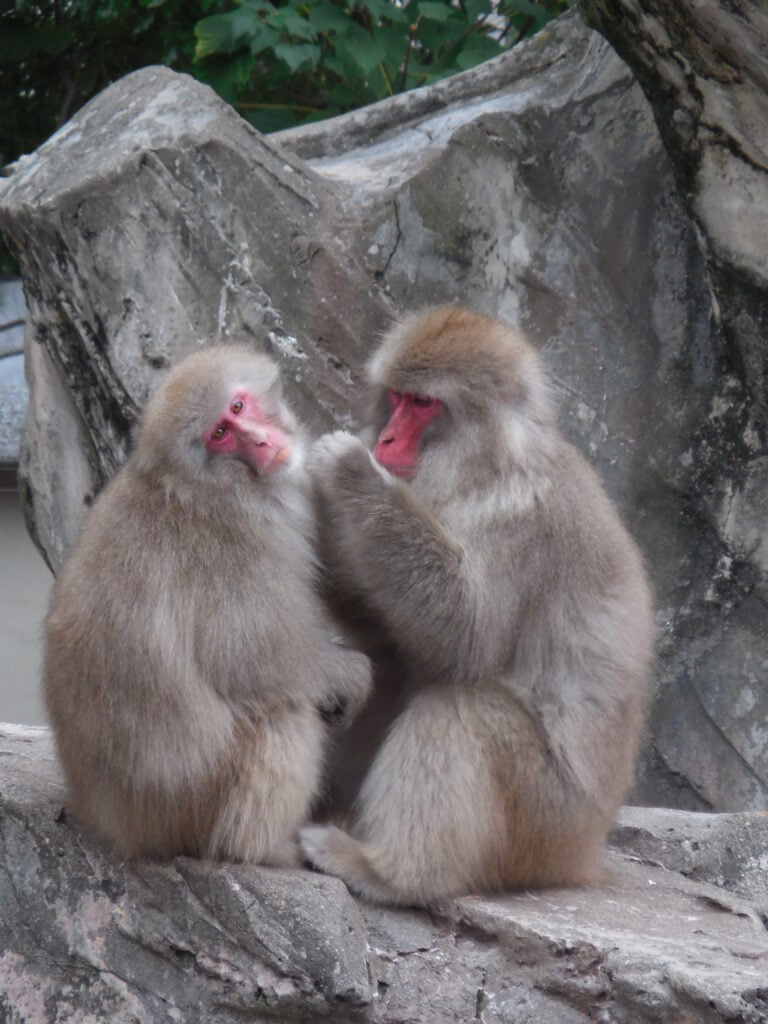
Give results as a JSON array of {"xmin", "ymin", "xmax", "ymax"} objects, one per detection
[
  {"xmin": 210, "ymin": 708, "xmax": 324, "ymax": 866},
  {"xmin": 300, "ymin": 687, "xmax": 508, "ymax": 905},
  {"xmin": 300, "ymin": 682, "xmax": 608, "ymax": 903}
]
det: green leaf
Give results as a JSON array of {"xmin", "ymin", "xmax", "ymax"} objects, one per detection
[
  {"xmin": 336, "ymin": 21, "xmax": 389, "ymax": 74},
  {"xmin": 248, "ymin": 24, "xmax": 281, "ymax": 56},
  {"xmin": 355, "ymin": 0, "xmax": 407, "ymax": 22},
  {"xmin": 194, "ymin": 9, "xmax": 263, "ymax": 59},
  {"xmin": 416, "ymin": 1, "xmax": 454, "ymax": 22},
  {"xmin": 270, "ymin": 10, "xmax": 317, "ymax": 40},
  {"xmin": 463, "ymin": 0, "xmax": 493, "ymax": 17},
  {"xmin": 374, "ymin": 23, "xmax": 411, "ymax": 65},
  {"xmin": 416, "ymin": 17, "xmax": 466, "ymax": 57},
  {"xmin": 305, "ymin": 4, "xmax": 352, "ymax": 34},
  {"xmin": 454, "ymin": 32, "xmax": 501, "ymax": 69},
  {"xmin": 273, "ymin": 41, "xmax": 321, "ymax": 71},
  {"xmin": 380, "ymin": 4, "xmax": 411, "ymax": 26},
  {"xmin": 196, "ymin": 51, "xmax": 256, "ymax": 103}
]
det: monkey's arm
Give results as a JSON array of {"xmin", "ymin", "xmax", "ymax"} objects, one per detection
[
  {"xmin": 315, "ymin": 638, "xmax": 373, "ymax": 727},
  {"xmin": 311, "ymin": 433, "xmax": 493, "ymax": 680}
]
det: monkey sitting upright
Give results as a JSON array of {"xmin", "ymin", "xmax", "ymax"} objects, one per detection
[
  {"xmin": 43, "ymin": 345, "xmax": 371, "ymax": 864},
  {"xmin": 301, "ymin": 307, "xmax": 654, "ymax": 906}
]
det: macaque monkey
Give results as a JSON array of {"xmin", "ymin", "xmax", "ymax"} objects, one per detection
[
  {"xmin": 300, "ymin": 307, "xmax": 654, "ymax": 906},
  {"xmin": 43, "ymin": 345, "xmax": 371, "ymax": 864}
]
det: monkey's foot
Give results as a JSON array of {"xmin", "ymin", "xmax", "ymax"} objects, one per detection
[
  {"xmin": 300, "ymin": 824, "xmax": 404, "ymax": 905},
  {"xmin": 299, "ymin": 823, "xmax": 342, "ymax": 875}
]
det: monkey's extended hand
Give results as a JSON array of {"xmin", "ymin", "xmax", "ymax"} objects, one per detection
[
  {"xmin": 309, "ymin": 431, "xmax": 393, "ymax": 499},
  {"xmin": 307, "ymin": 429, "xmax": 470, "ymax": 682}
]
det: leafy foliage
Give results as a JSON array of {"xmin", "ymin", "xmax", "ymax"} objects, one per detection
[
  {"xmin": 0, "ymin": 0, "xmax": 569, "ymax": 271},
  {"xmin": 193, "ymin": 0, "xmax": 573, "ymax": 133},
  {"xmin": 1, "ymin": 0, "xmax": 571, "ymax": 161},
  {"xmin": 0, "ymin": 0, "xmax": 205, "ymax": 167}
]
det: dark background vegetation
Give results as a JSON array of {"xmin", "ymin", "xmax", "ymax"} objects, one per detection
[{"xmin": 0, "ymin": 0, "xmax": 570, "ymax": 272}]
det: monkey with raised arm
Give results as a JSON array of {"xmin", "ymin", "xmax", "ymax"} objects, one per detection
[
  {"xmin": 301, "ymin": 307, "xmax": 654, "ymax": 905},
  {"xmin": 43, "ymin": 345, "xmax": 371, "ymax": 864}
]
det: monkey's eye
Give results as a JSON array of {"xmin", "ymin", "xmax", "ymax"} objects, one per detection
[
  {"xmin": 212, "ymin": 425, "xmax": 228, "ymax": 441},
  {"xmin": 413, "ymin": 395, "xmax": 435, "ymax": 408},
  {"xmin": 231, "ymin": 399, "xmax": 244, "ymax": 414},
  {"xmin": 387, "ymin": 389, "xmax": 402, "ymax": 408}
]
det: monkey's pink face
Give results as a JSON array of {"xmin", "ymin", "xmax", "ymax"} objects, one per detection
[
  {"xmin": 374, "ymin": 389, "xmax": 444, "ymax": 479},
  {"xmin": 203, "ymin": 390, "xmax": 290, "ymax": 475}
]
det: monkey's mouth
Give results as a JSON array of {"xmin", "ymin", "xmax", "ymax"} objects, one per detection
[{"xmin": 265, "ymin": 445, "xmax": 291, "ymax": 472}]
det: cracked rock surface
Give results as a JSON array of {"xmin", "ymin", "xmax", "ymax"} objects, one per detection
[
  {"xmin": 2, "ymin": 725, "xmax": 767, "ymax": 1023},
  {"xmin": 578, "ymin": 0, "xmax": 768, "ymax": 812},
  {"xmin": 0, "ymin": 6, "xmax": 766, "ymax": 810}
]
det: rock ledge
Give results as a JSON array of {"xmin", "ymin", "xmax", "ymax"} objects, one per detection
[{"xmin": 2, "ymin": 725, "xmax": 766, "ymax": 1024}]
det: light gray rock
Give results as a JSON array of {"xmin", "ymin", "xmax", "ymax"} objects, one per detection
[
  {"xmin": 2, "ymin": 725, "xmax": 767, "ymax": 1023},
  {"xmin": 0, "ymin": 725, "xmax": 371, "ymax": 1023},
  {"xmin": 0, "ymin": 6, "xmax": 765, "ymax": 812},
  {"xmin": 577, "ymin": 0, "xmax": 768, "ymax": 811},
  {"xmin": 0, "ymin": 279, "xmax": 26, "ymax": 464},
  {"xmin": 611, "ymin": 805, "xmax": 768, "ymax": 924}
]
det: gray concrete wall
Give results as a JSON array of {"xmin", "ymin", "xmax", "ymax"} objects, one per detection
[{"xmin": 0, "ymin": 482, "xmax": 50, "ymax": 724}]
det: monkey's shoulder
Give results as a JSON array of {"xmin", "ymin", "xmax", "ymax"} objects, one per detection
[
  {"xmin": 524, "ymin": 438, "xmax": 650, "ymax": 594},
  {"xmin": 58, "ymin": 462, "xmax": 310, "ymax": 591}
]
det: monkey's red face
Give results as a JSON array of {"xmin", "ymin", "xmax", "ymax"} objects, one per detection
[
  {"xmin": 204, "ymin": 390, "xmax": 290, "ymax": 475},
  {"xmin": 374, "ymin": 390, "xmax": 444, "ymax": 479}
]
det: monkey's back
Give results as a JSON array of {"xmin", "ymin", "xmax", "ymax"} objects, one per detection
[
  {"xmin": 493, "ymin": 436, "xmax": 654, "ymax": 829},
  {"xmin": 43, "ymin": 459, "xmax": 325, "ymax": 859}
]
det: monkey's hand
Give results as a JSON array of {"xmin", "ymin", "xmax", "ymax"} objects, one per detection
[
  {"xmin": 317, "ymin": 695, "xmax": 348, "ymax": 726},
  {"xmin": 318, "ymin": 641, "xmax": 373, "ymax": 728},
  {"xmin": 308, "ymin": 431, "xmax": 391, "ymax": 497}
]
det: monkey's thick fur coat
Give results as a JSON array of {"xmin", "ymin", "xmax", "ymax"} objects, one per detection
[
  {"xmin": 301, "ymin": 307, "xmax": 654, "ymax": 906},
  {"xmin": 44, "ymin": 347, "xmax": 370, "ymax": 864}
]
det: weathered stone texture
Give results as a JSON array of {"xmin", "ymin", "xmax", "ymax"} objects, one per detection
[
  {"xmin": 2, "ymin": 725, "xmax": 767, "ymax": 1023},
  {"xmin": 578, "ymin": 0, "xmax": 768, "ymax": 813}
]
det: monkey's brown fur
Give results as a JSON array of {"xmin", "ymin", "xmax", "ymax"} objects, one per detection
[
  {"xmin": 44, "ymin": 345, "xmax": 371, "ymax": 863},
  {"xmin": 301, "ymin": 307, "xmax": 654, "ymax": 905}
]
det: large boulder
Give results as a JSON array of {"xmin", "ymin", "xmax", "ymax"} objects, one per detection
[
  {"xmin": 578, "ymin": 0, "xmax": 768, "ymax": 812},
  {"xmin": 2, "ymin": 724, "xmax": 767, "ymax": 1023},
  {"xmin": 0, "ymin": 5, "xmax": 765, "ymax": 811}
]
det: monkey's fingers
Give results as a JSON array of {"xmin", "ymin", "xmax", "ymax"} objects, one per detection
[
  {"xmin": 318, "ymin": 697, "xmax": 349, "ymax": 726},
  {"xmin": 307, "ymin": 431, "xmax": 364, "ymax": 477}
]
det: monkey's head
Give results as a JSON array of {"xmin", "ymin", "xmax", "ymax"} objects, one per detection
[
  {"xmin": 135, "ymin": 345, "xmax": 301, "ymax": 485},
  {"xmin": 367, "ymin": 306, "xmax": 552, "ymax": 480}
]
